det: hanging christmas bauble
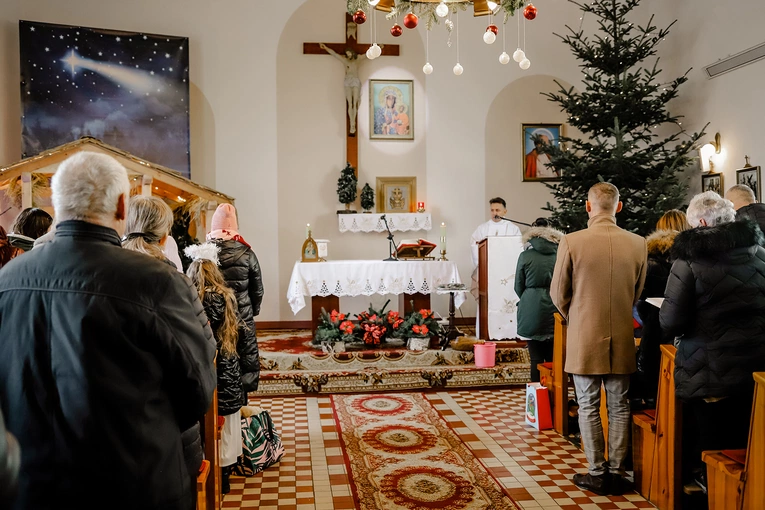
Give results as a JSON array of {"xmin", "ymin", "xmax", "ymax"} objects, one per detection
[
  {"xmin": 436, "ymin": 2, "xmax": 449, "ymax": 18},
  {"xmin": 453, "ymin": 63, "xmax": 464, "ymax": 75},
  {"xmin": 487, "ymin": 24, "xmax": 499, "ymax": 35},
  {"xmin": 353, "ymin": 10, "xmax": 367, "ymax": 24},
  {"xmin": 513, "ymin": 48, "xmax": 526, "ymax": 62},
  {"xmin": 423, "ymin": 62, "xmax": 433, "ymax": 75},
  {"xmin": 499, "ymin": 51, "xmax": 510, "ymax": 64},
  {"xmin": 483, "ymin": 30, "xmax": 497, "ymax": 44},
  {"xmin": 390, "ymin": 24, "xmax": 403, "ymax": 37},
  {"xmin": 519, "ymin": 57, "xmax": 531, "ymax": 70},
  {"xmin": 403, "ymin": 13, "xmax": 419, "ymax": 29},
  {"xmin": 366, "ymin": 47, "xmax": 374, "ymax": 59},
  {"xmin": 371, "ymin": 43, "xmax": 382, "ymax": 58},
  {"xmin": 523, "ymin": 4, "xmax": 537, "ymax": 20}
]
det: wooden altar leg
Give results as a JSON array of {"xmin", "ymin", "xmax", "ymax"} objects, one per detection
[
  {"xmin": 399, "ymin": 292, "xmax": 431, "ymax": 314},
  {"xmin": 311, "ymin": 295, "xmax": 340, "ymax": 333}
]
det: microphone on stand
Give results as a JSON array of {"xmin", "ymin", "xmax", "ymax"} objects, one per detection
[{"xmin": 495, "ymin": 216, "xmax": 532, "ymax": 227}]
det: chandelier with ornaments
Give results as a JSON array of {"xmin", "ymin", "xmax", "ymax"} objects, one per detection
[{"xmin": 346, "ymin": 0, "xmax": 539, "ymax": 75}]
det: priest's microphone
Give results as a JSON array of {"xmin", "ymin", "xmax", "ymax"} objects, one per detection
[{"xmin": 494, "ymin": 215, "xmax": 532, "ymax": 227}]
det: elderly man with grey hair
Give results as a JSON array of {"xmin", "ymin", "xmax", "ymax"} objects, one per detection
[
  {"xmin": 0, "ymin": 152, "xmax": 216, "ymax": 510},
  {"xmin": 660, "ymin": 191, "xmax": 765, "ymax": 494},
  {"xmin": 725, "ymin": 184, "xmax": 765, "ymax": 234}
]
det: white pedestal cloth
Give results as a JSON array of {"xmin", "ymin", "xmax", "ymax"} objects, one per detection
[
  {"xmin": 287, "ymin": 260, "xmax": 465, "ymax": 314},
  {"xmin": 486, "ymin": 236, "xmax": 525, "ymax": 340},
  {"xmin": 338, "ymin": 213, "xmax": 432, "ymax": 233}
]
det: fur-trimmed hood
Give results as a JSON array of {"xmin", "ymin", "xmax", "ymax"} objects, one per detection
[
  {"xmin": 523, "ymin": 226, "xmax": 565, "ymax": 255},
  {"xmin": 646, "ymin": 229, "xmax": 679, "ymax": 258},
  {"xmin": 671, "ymin": 219, "xmax": 764, "ymax": 262}
]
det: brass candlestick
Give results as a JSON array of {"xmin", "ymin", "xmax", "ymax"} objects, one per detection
[{"xmin": 439, "ymin": 249, "xmax": 448, "ymax": 261}]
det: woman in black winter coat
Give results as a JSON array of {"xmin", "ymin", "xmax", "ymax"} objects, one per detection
[
  {"xmin": 660, "ymin": 192, "xmax": 765, "ymax": 489},
  {"xmin": 207, "ymin": 204, "xmax": 263, "ymax": 393},
  {"xmin": 632, "ymin": 210, "xmax": 688, "ymax": 404},
  {"xmin": 186, "ymin": 243, "xmax": 247, "ymax": 494}
]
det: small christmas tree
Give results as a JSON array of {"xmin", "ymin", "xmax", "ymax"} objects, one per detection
[
  {"xmin": 336, "ymin": 162, "xmax": 358, "ymax": 213},
  {"xmin": 360, "ymin": 183, "xmax": 375, "ymax": 212},
  {"xmin": 539, "ymin": 0, "xmax": 706, "ymax": 235}
]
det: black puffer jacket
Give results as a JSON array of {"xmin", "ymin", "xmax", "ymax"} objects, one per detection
[
  {"xmin": 214, "ymin": 239, "xmax": 262, "ymax": 391},
  {"xmin": 202, "ymin": 291, "xmax": 244, "ymax": 415},
  {"xmin": 660, "ymin": 219, "xmax": 765, "ymax": 400},
  {"xmin": 737, "ymin": 202, "xmax": 765, "ymax": 234}
]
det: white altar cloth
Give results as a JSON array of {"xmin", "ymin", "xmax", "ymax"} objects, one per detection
[
  {"xmin": 338, "ymin": 213, "xmax": 432, "ymax": 233},
  {"xmin": 288, "ymin": 259, "xmax": 465, "ymax": 314}
]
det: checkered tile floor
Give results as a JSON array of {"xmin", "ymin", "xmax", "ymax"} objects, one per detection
[{"xmin": 225, "ymin": 387, "xmax": 654, "ymax": 509}]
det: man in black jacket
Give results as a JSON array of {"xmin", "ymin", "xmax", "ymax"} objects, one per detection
[
  {"xmin": 726, "ymin": 184, "xmax": 765, "ymax": 233},
  {"xmin": 0, "ymin": 152, "xmax": 216, "ymax": 510}
]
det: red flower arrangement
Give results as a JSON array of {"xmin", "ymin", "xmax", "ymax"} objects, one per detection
[
  {"xmin": 314, "ymin": 307, "xmax": 357, "ymax": 346},
  {"xmin": 355, "ymin": 300, "xmax": 392, "ymax": 345},
  {"xmin": 394, "ymin": 302, "xmax": 443, "ymax": 339}
]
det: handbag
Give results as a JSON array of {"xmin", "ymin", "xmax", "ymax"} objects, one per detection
[{"xmin": 232, "ymin": 408, "xmax": 284, "ymax": 476}]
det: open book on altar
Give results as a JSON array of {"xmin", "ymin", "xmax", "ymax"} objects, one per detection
[{"xmin": 396, "ymin": 238, "xmax": 437, "ymax": 259}]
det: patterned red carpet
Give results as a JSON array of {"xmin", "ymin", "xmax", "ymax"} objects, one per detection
[{"xmin": 331, "ymin": 393, "xmax": 522, "ymax": 510}]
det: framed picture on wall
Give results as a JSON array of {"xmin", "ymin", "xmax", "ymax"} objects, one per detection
[
  {"xmin": 376, "ymin": 177, "xmax": 416, "ymax": 213},
  {"xmin": 370, "ymin": 80, "xmax": 413, "ymax": 140},
  {"xmin": 736, "ymin": 165, "xmax": 761, "ymax": 201},
  {"xmin": 702, "ymin": 172, "xmax": 723, "ymax": 195},
  {"xmin": 522, "ymin": 124, "xmax": 562, "ymax": 182}
]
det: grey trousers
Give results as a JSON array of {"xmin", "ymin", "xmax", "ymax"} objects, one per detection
[{"xmin": 572, "ymin": 374, "xmax": 631, "ymax": 476}]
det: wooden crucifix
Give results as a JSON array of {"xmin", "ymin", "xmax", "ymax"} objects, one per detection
[{"xmin": 303, "ymin": 13, "xmax": 400, "ymax": 171}]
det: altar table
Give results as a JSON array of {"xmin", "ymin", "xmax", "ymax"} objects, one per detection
[{"xmin": 288, "ymin": 260, "xmax": 465, "ymax": 331}]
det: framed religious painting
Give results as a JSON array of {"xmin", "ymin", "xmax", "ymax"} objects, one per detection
[
  {"xmin": 736, "ymin": 165, "xmax": 761, "ymax": 201},
  {"xmin": 370, "ymin": 79, "xmax": 413, "ymax": 140},
  {"xmin": 19, "ymin": 20, "xmax": 191, "ymax": 178},
  {"xmin": 522, "ymin": 123, "xmax": 562, "ymax": 182},
  {"xmin": 376, "ymin": 177, "xmax": 416, "ymax": 213},
  {"xmin": 702, "ymin": 172, "xmax": 723, "ymax": 195}
]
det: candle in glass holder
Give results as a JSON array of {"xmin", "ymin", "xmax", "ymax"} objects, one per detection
[
  {"xmin": 440, "ymin": 222, "xmax": 447, "ymax": 250},
  {"xmin": 417, "ymin": 201, "xmax": 425, "ymax": 213}
]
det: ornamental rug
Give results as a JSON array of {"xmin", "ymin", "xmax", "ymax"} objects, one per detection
[{"xmin": 330, "ymin": 393, "xmax": 522, "ymax": 510}]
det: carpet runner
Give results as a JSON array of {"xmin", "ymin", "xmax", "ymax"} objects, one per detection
[{"xmin": 331, "ymin": 392, "xmax": 522, "ymax": 510}]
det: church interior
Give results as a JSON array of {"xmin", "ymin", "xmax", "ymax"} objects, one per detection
[{"xmin": 1, "ymin": 0, "xmax": 765, "ymax": 509}]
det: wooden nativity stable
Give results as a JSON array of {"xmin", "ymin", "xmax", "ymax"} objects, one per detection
[{"xmin": 0, "ymin": 136, "xmax": 234, "ymax": 239}]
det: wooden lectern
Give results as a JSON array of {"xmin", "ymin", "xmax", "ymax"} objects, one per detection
[{"xmin": 477, "ymin": 236, "xmax": 524, "ymax": 340}]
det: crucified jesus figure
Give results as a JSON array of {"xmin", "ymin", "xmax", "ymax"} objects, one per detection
[{"xmin": 319, "ymin": 43, "xmax": 366, "ymax": 135}]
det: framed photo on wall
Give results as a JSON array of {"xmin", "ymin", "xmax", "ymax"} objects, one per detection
[
  {"xmin": 522, "ymin": 123, "xmax": 562, "ymax": 182},
  {"xmin": 370, "ymin": 80, "xmax": 413, "ymax": 140},
  {"xmin": 376, "ymin": 177, "xmax": 416, "ymax": 213},
  {"xmin": 702, "ymin": 172, "xmax": 724, "ymax": 195},
  {"xmin": 736, "ymin": 165, "xmax": 761, "ymax": 201}
]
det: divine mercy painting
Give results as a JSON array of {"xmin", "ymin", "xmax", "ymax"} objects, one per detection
[
  {"xmin": 370, "ymin": 79, "xmax": 413, "ymax": 140},
  {"xmin": 19, "ymin": 20, "xmax": 191, "ymax": 178}
]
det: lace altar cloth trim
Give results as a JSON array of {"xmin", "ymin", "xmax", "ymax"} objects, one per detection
[
  {"xmin": 338, "ymin": 213, "xmax": 432, "ymax": 233},
  {"xmin": 287, "ymin": 260, "xmax": 465, "ymax": 314}
]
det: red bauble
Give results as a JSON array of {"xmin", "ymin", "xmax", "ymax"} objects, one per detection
[
  {"xmin": 523, "ymin": 4, "xmax": 537, "ymax": 20},
  {"xmin": 353, "ymin": 9, "xmax": 367, "ymax": 24},
  {"xmin": 487, "ymin": 24, "xmax": 498, "ymax": 35},
  {"xmin": 403, "ymin": 13, "xmax": 419, "ymax": 29},
  {"xmin": 390, "ymin": 24, "xmax": 403, "ymax": 37}
]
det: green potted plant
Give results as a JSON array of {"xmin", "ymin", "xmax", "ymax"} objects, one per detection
[
  {"xmin": 355, "ymin": 300, "xmax": 392, "ymax": 346},
  {"xmin": 314, "ymin": 308, "xmax": 356, "ymax": 352},
  {"xmin": 360, "ymin": 183, "xmax": 375, "ymax": 213},
  {"xmin": 394, "ymin": 301, "xmax": 443, "ymax": 350},
  {"xmin": 336, "ymin": 162, "xmax": 358, "ymax": 214}
]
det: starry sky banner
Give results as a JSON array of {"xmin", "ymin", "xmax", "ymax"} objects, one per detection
[{"xmin": 19, "ymin": 20, "xmax": 191, "ymax": 178}]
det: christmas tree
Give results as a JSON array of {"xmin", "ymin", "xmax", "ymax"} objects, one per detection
[
  {"xmin": 336, "ymin": 163, "xmax": 358, "ymax": 213},
  {"xmin": 540, "ymin": 0, "xmax": 705, "ymax": 235},
  {"xmin": 360, "ymin": 183, "xmax": 375, "ymax": 212}
]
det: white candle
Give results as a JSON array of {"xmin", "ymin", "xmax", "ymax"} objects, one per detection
[
  {"xmin": 440, "ymin": 222, "xmax": 447, "ymax": 251},
  {"xmin": 306, "ymin": 223, "xmax": 310, "ymax": 238}
]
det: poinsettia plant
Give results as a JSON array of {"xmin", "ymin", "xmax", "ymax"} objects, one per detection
[
  {"xmin": 355, "ymin": 300, "xmax": 392, "ymax": 345},
  {"xmin": 394, "ymin": 301, "xmax": 443, "ymax": 338},
  {"xmin": 314, "ymin": 308, "xmax": 357, "ymax": 345}
]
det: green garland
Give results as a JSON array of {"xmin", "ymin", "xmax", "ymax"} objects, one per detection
[{"xmin": 347, "ymin": 1, "xmax": 526, "ymax": 28}]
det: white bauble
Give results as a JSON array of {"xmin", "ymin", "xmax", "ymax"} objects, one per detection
[
  {"xmin": 436, "ymin": 2, "xmax": 449, "ymax": 18},
  {"xmin": 499, "ymin": 51, "xmax": 510, "ymax": 64},
  {"xmin": 453, "ymin": 63, "xmax": 463, "ymax": 75},
  {"xmin": 519, "ymin": 57, "xmax": 531, "ymax": 70},
  {"xmin": 423, "ymin": 62, "xmax": 433, "ymax": 75},
  {"xmin": 483, "ymin": 31, "xmax": 497, "ymax": 44},
  {"xmin": 368, "ymin": 0, "xmax": 380, "ymax": 5},
  {"xmin": 366, "ymin": 47, "xmax": 374, "ymax": 59},
  {"xmin": 513, "ymin": 48, "xmax": 525, "ymax": 62},
  {"xmin": 372, "ymin": 43, "xmax": 382, "ymax": 58}
]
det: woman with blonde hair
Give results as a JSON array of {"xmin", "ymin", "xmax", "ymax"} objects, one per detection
[
  {"xmin": 122, "ymin": 195, "xmax": 174, "ymax": 262},
  {"xmin": 655, "ymin": 209, "xmax": 689, "ymax": 232},
  {"xmin": 185, "ymin": 243, "xmax": 245, "ymax": 494}
]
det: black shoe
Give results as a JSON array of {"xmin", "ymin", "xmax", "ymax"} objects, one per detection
[
  {"xmin": 221, "ymin": 466, "xmax": 231, "ymax": 494},
  {"xmin": 609, "ymin": 474, "xmax": 634, "ymax": 495},
  {"xmin": 693, "ymin": 469, "xmax": 708, "ymax": 495},
  {"xmin": 573, "ymin": 473, "xmax": 610, "ymax": 496}
]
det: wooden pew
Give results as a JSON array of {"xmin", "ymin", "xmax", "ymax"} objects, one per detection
[
  {"xmin": 553, "ymin": 313, "xmax": 569, "ymax": 435},
  {"xmin": 702, "ymin": 371, "xmax": 765, "ymax": 510},
  {"xmin": 197, "ymin": 460, "xmax": 211, "ymax": 510},
  {"xmin": 201, "ymin": 388, "xmax": 222, "ymax": 510},
  {"xmin": 648, "ymin": 345, "xmax": 681, "ymax": 510}
]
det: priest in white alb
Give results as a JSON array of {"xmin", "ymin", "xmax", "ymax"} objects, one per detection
[{"xmin": 470, "ymin": 197, "xmax": 522, "ymax": 268}]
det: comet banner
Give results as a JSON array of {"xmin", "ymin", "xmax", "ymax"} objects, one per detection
[{"xmin": 19, "ymin": 20, "xmax": 191, "ymax": 178}]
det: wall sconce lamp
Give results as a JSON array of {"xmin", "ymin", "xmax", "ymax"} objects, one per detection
[{"xmin": 700, "ymin": 132, "xmax": 723, "ymax": 173}]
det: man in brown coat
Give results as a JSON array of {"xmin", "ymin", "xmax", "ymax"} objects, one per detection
[{"xmin": 550, "ymin": 182, "xmax": 647, "ymax": 495}]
